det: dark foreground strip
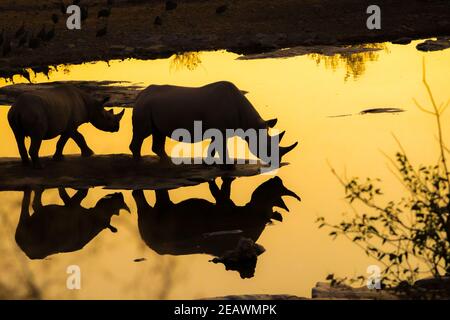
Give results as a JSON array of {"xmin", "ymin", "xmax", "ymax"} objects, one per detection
[{"xmin": 0, "ymin": 300, "xmax": 445, "ymax": 319}]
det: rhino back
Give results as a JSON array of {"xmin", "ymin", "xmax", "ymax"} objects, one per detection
[
  {"xmin": 134, "ymin": 81, "xmax": 265, "ymax": 136},
  {"xmin": 9, "ymin": 85, "xmax": 89, "ymax": 139}
]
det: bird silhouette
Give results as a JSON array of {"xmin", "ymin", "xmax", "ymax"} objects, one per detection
[
  {"xmin": 51, "ymin": 13, "xmax": 59, "ymax": 24},
  {"xmin": 37, "ymin": 25, "xmax": 47, "ymax": 41},
  {"xmin": 17, "ymin": 32, "xmax": 28, "ymax": 47},
  {"xmin": 154, "ymin": 16, "xmax": 163, "ymax": 26},
  {"xmin": 97, "ymin": 7, "xmax": 111, "ymax": 18},
  {"xmin": 1, "ymin": 38, "xmax": 11, "ymax": 56},
  {"xmin": 44, "ymin": 26, "xmax": 55, "ymax": 41},
  {"xmin": 28, "ymin": 34, "xmax": 40, "ymax": 49},
  {"xmin": 216, "ymin": 4, "xmax": 228, "ymax": 14},
  {"xmin": 165, "ymin": 1, "xmax": 177, "ymax": 11},
  {"xmin": 81, "ymin": 6, "xmax": 89, "ymax": 21},
  {"xmin": 60, "ymin": 2, "xmax": 66, "ymax": 14},
  {"xmin": 15, "ymin": 23, "xmax": 25, "ymax": 39},
  {"xmin": 96, "ymin": 23, "xmax": 108, "ymax": 37}
]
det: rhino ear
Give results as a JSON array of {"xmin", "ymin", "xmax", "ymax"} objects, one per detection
[
  {"xmin": 102, "ymin": 96, "xmax": 110, "ymax": 105},
  {"xmin": 266, "ymin": 118, "xmax": 277, "ymax": 128}
]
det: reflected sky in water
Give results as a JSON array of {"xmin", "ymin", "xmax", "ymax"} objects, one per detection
[{"xmin": 0, "ymin": 41, "xmax": 449, "ymax": 299}]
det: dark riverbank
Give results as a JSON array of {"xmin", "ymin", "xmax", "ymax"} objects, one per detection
[{"xmin": 0, "ymin": 0, "xmax": 449, "ymax": 79}]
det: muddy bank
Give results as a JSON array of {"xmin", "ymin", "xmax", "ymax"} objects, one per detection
[
  {"xmin": 0, "ymin": 0, "xmax": 449, "ymax": 79},
  {"xmin": 0, "ymin": 80, "xmax": 142, "ymax": 107},
  {"xmin": 205, "ymin": 277, "xmax": 450, "ymax": 300},
  {"xmin": 0, "ymin": 154, "xmax": 273, "ymax": 190},
  {"xmin": 0, "ymin": 80, "xmax": 251, "ymax": 106}
]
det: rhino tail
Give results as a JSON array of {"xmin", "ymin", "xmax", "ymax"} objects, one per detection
[{"xmin": 7, "ymin": 104, "xmax": 22, "ymax": 132}]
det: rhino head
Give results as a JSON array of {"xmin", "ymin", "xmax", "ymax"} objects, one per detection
[
  {"xmin": 244, "ymin": 118, "xmax": 298, "ymax": 167},
  {"xmin": 96, "ymin": 192, "xmax": 130, "ymax": 216},
  {"xmin": 90, "ymin": 96, "xmax": 125, "ymax": 132},
  {"xmin": 94, "ymin": 192, "xmax": 131, "ymax": 233},
  {"xmin": 249, "ymin": 176, "xmax": 301, "ymax": 214}
]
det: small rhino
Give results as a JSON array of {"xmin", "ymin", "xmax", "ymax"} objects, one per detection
[
  {"xmin": 129, "ymin": 81, "xmax": 297, "ymax": 164},
  {"xmin": 15, "ymin": 188, "xmax": 130, "ymax": 260},
  {"xmin": 8, "ymin": 85, "xmax": 125, "ymax": 168}
]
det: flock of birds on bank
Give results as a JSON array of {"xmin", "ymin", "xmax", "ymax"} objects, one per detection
[
  {"xmin": 154, "ymin": 1, "xmax": 228, "ymax": 26},
  {"xmin": 0, "ymin": 21, "xmax": 56, "ymax": 56},
  {"xmin": 0, "ymin": 0, "xmax": 229, "ymax": 57}
]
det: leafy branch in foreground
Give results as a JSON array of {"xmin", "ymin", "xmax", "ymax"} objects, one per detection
[{"xmin": 317, "ymin": 58, "xmax": 450, "ymax": 289}]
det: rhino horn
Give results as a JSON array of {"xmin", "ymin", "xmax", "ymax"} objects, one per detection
[
  {"xmin": 266, "ymin": 118, "xmax": 277, "ymax": 128},
  {"xmin": 281, "ymin": 185, "xmax": 301, "ymax": 201},
  {"xmin": 279, "ymin": 141, "xmax": 298, "ymax": 159},
  {"xmin": 274, "ymin": 197, "xmax": 289, "ymax": 212},
  {"xmin": 272, "ymin": 130, "xmax": 285, "ymax": 143},
  {"xmin": 272, "ymin": 211, "xmax": 283, "ymax": 222}
]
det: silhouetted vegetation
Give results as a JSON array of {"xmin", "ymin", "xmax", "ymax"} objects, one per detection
[
  {"xmin": 170, "ymin": 52, "xmax": 202, "ymax": 71},
  {"xmin": 317, "ymin": 60, "xmax": 450, "ymax": 289},
  {"xmin": 309, "ymin": 43, "xmax": 388, "ymax": 80}
]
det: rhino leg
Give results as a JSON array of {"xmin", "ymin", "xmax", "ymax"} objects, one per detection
[
  {"xmin": 53, "ymin": 133, "xmax": 70, "ymax": 161},
  {"xmin": 209, "ymin": 177, "xmax": 234, "ymax": 204},
  {"xmin": 208, "ymin": 179, "xmax": 222, "ymax": 201},
  {"xmin": 130, "ymin": 134, "xmax": 145, "ymax": 160},
  {"xmin": 58, "ymin": 188, "xmax": 71, "ymax": 205},
  {"xmin": 218, "ymin": 136, "xmax": 232, "ymax": 165},
  {"xmin": 152, "ymin": 132, "xmax": 169, "ymax": 161},
  {"xmin": 59, "ymin": 188, "xmax": 87, "ymax": 206},
  {"xmin": 32, "ymin": 188, "xmax": 43, "ymax": 211},
  {"xmin": 71, "ymin": 189, "xmax": 88, "ymax": 205},
  {"xmin": 221, "ymin": 177, "xmax": 235, "ymax": 198},
  {"xmin": 29, "ymin": 136, "xmax": 43, "ymax": 169},
  {"xmin": 207, "ymin": 136, "xmax": 217, "ymax": 159},
  {"xmin": 155, "ymin": 189, "xmax": 171, "ymax": 208},
  {"xmin": 132, "ymin": 190, "xmax": 151, "ymax": 211},
  {"xmin": 12, "ymin": 131, "xmax": 29, "ymax": 165},
  {"xmin": 71, "ymin": 131, "xmax": 94, "ymax": 157}
]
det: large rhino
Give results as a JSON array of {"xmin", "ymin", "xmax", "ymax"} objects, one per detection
[
  {"xmin": 132, "ymin": 176, "xmax": 300, "ymax": 278},
  {"xmin": 129, "ymin": 81, "xmax": 298, "ymax": 164},
  {"xmin": 15, "ymin": 188, "xmax": 130, "ymax": 260},
  {"xmin": 8, "ymin": 85, "xmax": 125, "ymax": 168}
]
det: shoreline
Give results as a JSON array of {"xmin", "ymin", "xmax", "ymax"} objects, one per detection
[{"xmin": 0, "ymin": 0, "xmax": 449, "ymax": 80}]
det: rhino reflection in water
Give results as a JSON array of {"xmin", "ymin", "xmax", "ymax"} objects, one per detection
[
  {"xmin": 15, "ymin": 188, "xmax": 130, "ymax": 259},
  {"xmin": 133, "ymin": 176, "xmax": 300, "ymax": 278},
  {"xmin": 8, "ymin": 85, "xmax": 125, "ymax": 169}
]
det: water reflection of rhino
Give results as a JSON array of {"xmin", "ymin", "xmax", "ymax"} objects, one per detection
[
  {"xmin": 15, "ymin": 188, "xmax": 130, "ymax": 259},
  {"xmin": 133, "ymin": 176, "xmax": 300, "ymax": 278}
]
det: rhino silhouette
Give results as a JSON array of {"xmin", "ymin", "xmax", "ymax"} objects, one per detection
[
  {"xmin": 15, "ymin": 188, "xmax": 130, "ymax": 259},
  {"xmin": 132, "ymin": 176, "xmax": 300, "ymax": 278},
  {"xmin": 8, "ymin": 85, "xmax": 125, "ymax": 168},
  {"xmin": 129, "ymin": 81, "xmax": 298, "ymax": 164}
]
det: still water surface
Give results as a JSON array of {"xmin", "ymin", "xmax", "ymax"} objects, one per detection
[{"xmin": 0, "ymin": 41, "xmax": 449, "ymax": 299}]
